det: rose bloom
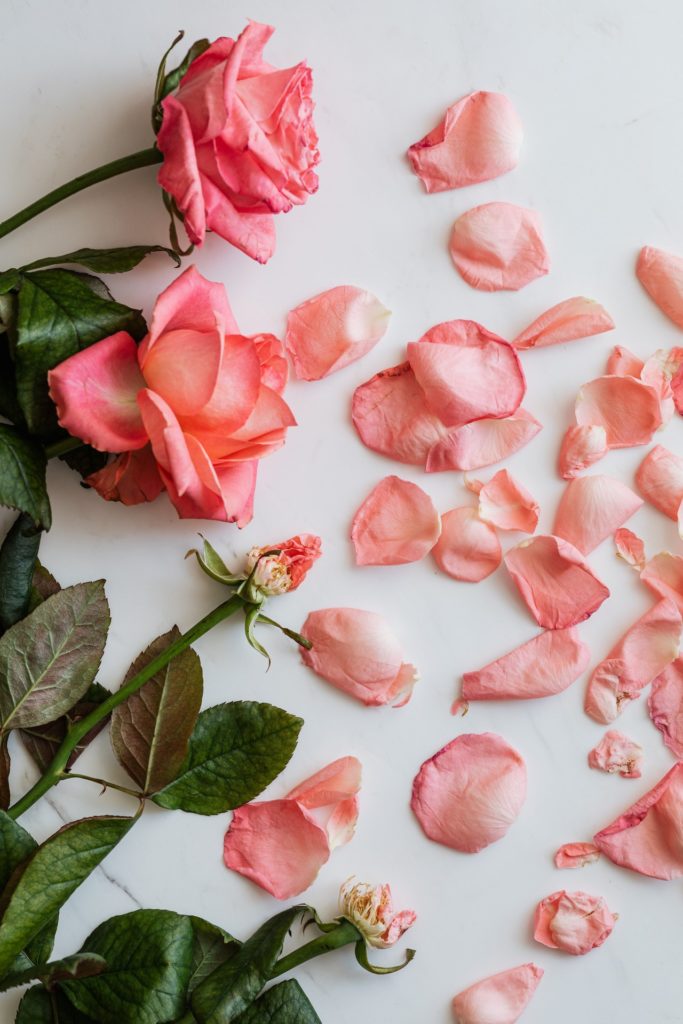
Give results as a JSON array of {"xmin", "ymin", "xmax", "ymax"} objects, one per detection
[
  {"xmin": 339, "ymin": 878, "xmax": 416, "ymax": 948},
  {"xmin": 48, "ymin": 266, "xmax": 295, "ymax": 525},
  {"xmin": 246, "ymin": 535, "xmax": 322, "ymax": 596},
  {"xmin": 157, "ymin": 21, "xmax": 319, "ymax": 263}
]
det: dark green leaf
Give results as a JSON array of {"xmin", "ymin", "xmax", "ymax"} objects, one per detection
[
  {"xmin": 20, "ymin": 246, "xmax": 180, "ymax": 275},
  {"xmin": 0, "ymin": 815, "xmax": 135, "ymax": 978},
  {"xmin": 23, "ymin": 915, "xmax": 58, "ymax": 971},
  {"xmin": 20, "ymin": 682, "xmax": 111, "ymax": 773},
  {"xmin": 0, "ymin": 514, "xmax": 41, "ymax": 632},
  {"xmin": 191, "ymin": 907, "xmax": 307, "ymax": 1024},
  {"xmin": 187, "ymin": 918, "xmax": 240, "ymax": 994},
  {"xmin": 0, "ymin": 426, "xmax": 50, "ymax": 529},
  {"xmin": 61, "ymin": 910, "xmax": 193, "ymax": 1024},
  {"xmin": 27, "ymin": 562, "xmax": 60, "ymax": 611},
  {"xmin": 16, "ymin": 986, "xmax": 91, "ymax": 1023},
  {"xmin": 0, "ymin": 812, "xmax": 57, "ymax": 977},
  {"xmin": 59, "ymin": 444, "xmax": 108, "ymax": 480},
  {"xmin": 111, "ymin": 628, "xmax": 203, "ymax": 795},
  {"xmin": 15, "ymin": 268, "xmax": 146, "ymax": 435},
  {"xmin": 0, "ymin": 272, "xmax": 20, "ymax": 295},
  {"xmin": 0, "ymin": 334, "xmax": 24, "ymax": 426},
  {"xmin": 153, "ymin": 702, "xmax": 302, "ymax": 815},
  {"xmin": 234, "ymin": 980, "xmax": 322, "ymax": 1024},
  {"xmin": 0, "ymin": 581, "xmax": 109, "ymax": 730},
  {"xmin": 0, "ymin": 734, "xmax": 9, "ymax": 811},
  {"xmin": 160, "ymin": 38, "xmax": 211, "ymax": 99},
  {"xmin": 0, "ymin": 952, "xmax": 106, "ymax": 993}
]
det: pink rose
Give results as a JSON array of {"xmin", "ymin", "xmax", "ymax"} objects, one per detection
[
  {"xmin": 157, "ymin": 21, "xmax": 319, "ymax": 263},
  {"xmin": 246, "ymin": 535, "xmax": 322, "ymax": 596},
  {"xmin": 48, "ymin": 266, "xmax": 295, "ymax": 525}
]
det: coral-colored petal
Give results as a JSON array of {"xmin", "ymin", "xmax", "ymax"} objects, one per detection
[
  {"xmin": 649, "ymin": 658, "xmax": 683, "ymax": 758},
  {"xmin": 575, "ymin": 376, "xmax": 663, "ymax": 448},
  {"xmin": 141, "ymin": 327, "xmax": 223, "ymax": 417},
  {"xmin": 351, "ymin": 475, "xmax": 441, "ymax": 566},
  {"xmin": 145, "ymin": 265, "xmax": 238, "ymax": 348},
  {"xmin": 286, "ymin": 756, "xmax": 362, "ymax": 809},
  {"xmin": 636, "ymin": 245, "xmax": 683, "ymax": 328},
  {"xmin": 461, "ymin": 627, "xmax": 589, "ymax": 702},
  {"xmin": 554, "ymin": 843, "xmax": 601, "ymax": 869},
  {"xmin": 477, "ymin": 469, "xmax": 539, "ymax": 532},
  {"xmin": 213, "ymin": 459, "xmax": 258, "ymax": 527},
  {"xmin": 504, "ymin": 535, "xmax": 610, "ymax": 629},
  {"xmin": 411, "ymin": 733, "xmax": 526, "ymax": 852},
  {"xmin": 533, "ymin": 891, "xmax": 616, "ymax": 955},
  {"xmin": 203, "ymin": 179, "xmax": 277, "ymax": 263},
  {"xmin": 408, "ymin": 91, "xmax": 523, "ymax": 193},
  {"xmin": 641, "ymin": 553, "xmax": 683, "ymax": 614},
  {"xmin": 432, "ymin": 507, "xmax": 501, "ymax": 582},
  {"xmin": 85, "ymin": 447, "xmax": 164, "ymax": 506},
  {"xmin": 513, "ymin": 297, "xmax": 614, "ymax": 350},
  {"xmin": 449, "ymin": 202, "xmax": 550, "ymax": 292},
  {"xmin": 558, "ymin": 425, "xmax": 608, "ymax": 479},
  {"xmin": 553, "ymin": 475, "xmax": 643, "ymax": 554},
  {"xmin": 452, "ymin": 963, "xmax": 543, "ymax": 1024},
  {"xmin": 427, "ymin": 409, "xmax": 542, "ymax": 473},
  {"xmin": 606, "ymin": 345, "xmax": 644, "ymax": 377},
  {"xmin": 588, "ymin": 730, "xmax": 643, "ymax": 778},
  {"xmin": 614, "ymin": 528, "xmax": 646, "ymax": 571},
  {"xmin": 253, "ymin": 333, "xmax": 288, "ymax": 394},
  {"xmin": 157, "ymin": 98, "xmax": 206, "ymax": 246},
  {"xmin": 636, "ymin": 445, "xmax": 683, "ymax": 523}
]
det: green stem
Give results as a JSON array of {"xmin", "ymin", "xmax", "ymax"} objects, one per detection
[
  {"xmin": 269, "ymin": 920, "xmax": 361, "ymax": 979},
  {"xmin": 8, "ymin": 593, "xmax": 245, "ymax": 819},
  {"xmin": 0, "ymin": 147, "xmax": 163, "ymax": 242},
  {"xmin": 61, "ymin": 772, "xmax": 143, "ymax": 799},
  {"xmin": 44, "ymin": 437, "xmax": 86, "ymax": 460}
]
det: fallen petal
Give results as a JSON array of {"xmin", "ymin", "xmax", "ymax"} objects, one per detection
[
  {"xmin": 641, "ymin": 553, "xmax": 683, "ymax": 614},
  {"xmin": 286, "ymin": 756, "xmax": 362, "ymax": 811},
  {"xmin": 605, "ymin": 345, "xmax": 644, "ymax": 378},
  {"xmin": 427, "ymin": 409, "xmax": 542, "ymax": 472},
  {"xmin": 449, "ymin": 202, "xmax": 550, "ymax": 292},
  {"xmin": 513, "ymin": 297, "xmax": 614, "ymax": 351},
  {"xmin": 636, "ymin": 445, "xmax": 683, "ymax": 523},
  {"xmin": 648, "ymin": 658, "xmax": 683, "ymax": 758},
  {"xmin": 461, "ymin": 627, "xmax": 589, "ymax": 702},
  {"xmin": 614, "ymin": 528, "xmax": 646, "ymax": 571},
  {"xmin": 477, "ymin": 470, "xmax": 539, "ymax": 532},
  {"xmin": 553, "ymin": 475, "xmax": 643, "ymax": 554},
  {"xmin": 588, "ymin": 731, "xmax": 643, "ymax": 778},
  {"xmin": 533, "ymin": 890, "xmax": 616, "ymax": 955},
  {"xmin": 452, "ymin": 963, "xmax": 543, "ymax": 1024},
  {"xmin": 575, "ymin": 376, "xmax": 663, "ymax": 448},
  {"xmin": 432, "ymin": 507, "xmax": 501, "ymax": 582},
  {"xmin": 558, "ymin": 425, "xmax": 608, "ymax": 479},
  {"xmin": 351, "ymin": 475, "xmax": 441, "ymax": 566},
  {"xmin": 636, "ymin": 245, "xmax": 683, "ymax": 328},
  {"xmin": 554, "ymin": 843, "xmax": 601, "ymax": 869}
]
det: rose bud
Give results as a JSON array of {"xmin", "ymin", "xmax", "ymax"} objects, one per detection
[
  {"xmin": 339, "ymin": 877, "xmax": 416, "ymax": 949},
  {"xmin": 246, "ymin": 534, "xmax": 322, "ymax": 599}
]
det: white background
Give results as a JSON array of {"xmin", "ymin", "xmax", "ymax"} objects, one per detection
[{"xmin": 2, "ymin": 1, "xmax": 683, "ymax": 1021}]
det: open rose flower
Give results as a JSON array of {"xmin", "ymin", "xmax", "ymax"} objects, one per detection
[
  {"xmin": 48, "ymin": 266, "xmax": 295, "ymax": 525},
  {"xmin": 157, "ymin": 21, "xmax": 319, "ymax": 262},
  {"xmin": 339, "ymin": 878, "xmax": 416, "ymax": 948},
  {"xmin": 246, "ymin": 535, "xmax": 321, "ymax": 597}
]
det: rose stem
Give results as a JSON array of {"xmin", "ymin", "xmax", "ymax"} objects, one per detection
[{"xmin": 269, "ymin": 920, "xmax": 362, "ymax": 979}]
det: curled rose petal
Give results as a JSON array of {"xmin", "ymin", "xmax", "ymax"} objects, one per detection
[
  {"xmin": 554, "ymin": 843, "xmax": 601, "ymax": 869},
  {"xmin": 407, "ymin": 91, "xmax": 523, "ymax": 193},
  {"xmin": 588, "ymin": 731, "xmax": 643, "ymax": 779},
  {"xmin": 648, "ymin": 659, "xmax": 683, "ymax": 758},
  {"xmin": 614, "ymin": 528, "xmax": 647, "ymax": 571},
  {"xmin": 460, "ymin": 627, "xmax": 590, "ymax": 703},
  {"xmin": 300, "ymin": 608, "xmax": 418, "ymax": 707},
  {"xmin": 449, "ymin": 202, "xmax": 550, "ymax": 292},
  {"xmin": 636, "ymin": 445, "xmax": 683, "ymax": 524},
  {"xmin": 477, "ymin": 470, "xmax": 539, "ymax": 532},
  {"xmin": 451, "ymin": 963, "xmax": 543, "ymax": 1024},
  {"xmin": 286, "ymin": 286, "xmax": 390, "ymax": 381},
  {"xmin": 85, "ymin": 448, "xmax": 164, "ymax": 506},
  {"xmin": 636, "ymin": 245, "xmax": 683, "ymax": 328},
  {"xmin": 533, "ymin": 890, "xmax": 616, "ymax": 955},
  {"xmin": 558, "ymin": 425, "xmax": 608, "ymax": 479},
  {"xmin": 594, "ymin": 762, "xmax": 683, "ymax": 879},
  {"xmin": 606, "ymin": 345, "xmax": 644, "ymax": 378},
  {"xmin": 575, "ymin": 376, "xmax": 663, "ymax": 448},
  {"xmin": 504, "ymin": 535, "xmax": 610, "ymax": 630},
  {"xmin": 641, "ymin": 553, "xmax": 683, "ymax": 614},
  {"xmin": 513, "ymin": 297, "xmax": 614, "ymax": 351},
  {"xmin": 427, "ymin": 409, "xmax": 542, "ymax": 472},
  {"xmin": 553, "ymin": 475, "xmax": 643, "ymax": 555},
  {"xmin": 432, "ymin": 507, "xmax": 501, "ymax": 582},
  {"xmin": 411, "ymin": 733, "xmax": 526, "ymax": 852},
  {"xmin": 351, "ymin": 475, "xmax": 441, "ymax": 566}
]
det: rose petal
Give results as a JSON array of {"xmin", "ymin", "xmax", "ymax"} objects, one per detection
[
  {"xmin": 286, "ymin": 755, "xmax": 362, "ymax": 809},
  {"xmin": 253, "ymin": 333, "xmax": 288, "ymax": 394},
  {"xmin": 513, "ymin": 297, "xmax": 614, "ymax": 350},
  {"xmin": 460, "ymin": 627, "xmax": 590, "ymax": 702},
  {"xmin": 615, "ymin": 528, "xmax": 647, "ymax": 571},
  {"xmin": 432, "ymin": 507, "xmax": 501, "ymax": 582},
  {"xmin": 594, "ymin": 762, "xmax": 683, "ymax": 879},
  {"xmin": 451, "ymin": 963, "xmax": 543, "ymax": 1024},
  {"xmin": 300, "ymin": 608, "xmax": 418, "ymax": 707},
  {"xmin": 351, "ymin": 475, "xmax": 441, "ymax": 566},
  {"xmin": 641, "ymin": 553, "xmax": 683, "ymax": 614},
  {"xmin": 477, "ymin": 469, "xmax": 539, "ymax": 532},
  {"xmin": 636, "ymin": 445, "xmax": 683, "ymax": 524},
  {"xmin": 285, "ymin": 286, "xmax": 390, "ymax": 381},
  {"xmin": 145, "ymin": 264, "xmax": 238, "ymax": 346},
  {"xmin": 85, "ymin": 447, "xmax": 164, "ymax": 506},
  {"xmin": 558, "ymin": 425, "xmax": 608, "ymax": 479},
  {"xmin": 533, "ymin": 891, "xmax": 616, "ymax": 955},
  {"xmin": 449, "ymin": 202, "xmax": 550, "ymax": 292},
  {"xmin": 575, "ymin": 376, "xmax": 663, "ymax": 448},
  {"xmin": 673, "ymin": 361, "xmax": 683, "ymax": 415},
  {"xmin": 411, "ymin": 733, "xmax": 527, "ymax": 852},
  {"xmin": 504, "ymin": 535, "xmax": 610, "ymax": 630},
  {"xmin": 554, "ymin": 843, "xmax": 601, "ymax": 869},
  {"xmin": 427, "ymin": 409, "xmax": 542, "ymax": 473},
  {"xmin": 553, "ymin": 475, "xmax": 643, "ymax": 555},
  {"xmin": 648, "ymin": 658, "xmax": 683, "ymax": 759},
  {"xmin": 588, "ymin": 730, "xmax": 643, "ymax": 779},
  {"xmin": 636, "ymin": 245, "xmax": 683, "ymax": 328},
  {"xmin": 605, "ymin": 345, "xmax": 644, "ymax": 378},
  {"xmin": 407, "ymin": 91, "xmax": 523, "ymax": 193}
]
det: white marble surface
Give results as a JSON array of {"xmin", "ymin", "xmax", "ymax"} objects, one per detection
[{"xmin": 2, "ymin": 0, "xmax": 683, "ymax": 1020}]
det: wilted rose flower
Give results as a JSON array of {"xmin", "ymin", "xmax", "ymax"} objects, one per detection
[
  {"xmin": 246, "ymin": 534, "xmax": 322, "ymax": 597},
  {"xmin": 339, "ymin": 878, "xmax": 416, "ymax": 948}
]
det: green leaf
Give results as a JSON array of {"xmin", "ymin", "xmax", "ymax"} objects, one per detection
[
  {"xmin": 189, "ymin": 538, "xmax": 243, "ymax": 587},
  {"xmin": 61, "ymin": 910, "xmax": 193, "ymax": 1024},
  {"xmin": 20, "ymin": 246, "xmax": 180, "ymax": 275},
  {"xmin": 160, "ymin": 38, "xmax": 211, "ymax": 99},
  {"xmin": 0, "ymin": 426, "xmax": 50, "ymax": 529},
  {"xmin": 14, "ymin": 268, "xmax": 146, "ymax": 435},
  {"xmin": 16, "ymin": 986, "xmax": 91, "ymax": 1023},
  {"xmin": 0, "ymin": 813, "xmax": 57, "ymax": 977},
  {"xmin": 0, "ymin": 581, "xmax": 110, "ymax": 731},
  {"xmin": 187, "ymin": 918, "xmax": 240, "ymax": 994},
  {"xmin": 0, "ymin": 335, "xmax": 24, "ymax": 426},
  {"xmin": 0, "ymin": 735, "xmax": 9, "ymax": 811},
  {"xmin": 0, "ymin": 815, "xmax": 135, "ymax": 978},
  {"xmin": 0, "ymin": 952, "xmax": 106, "ymax": 993},
  {"xmin": 111, "ymin": 628, "xmax": 203, "ymax": 795},
  {"xmin": 191, "ymin": 907, "xmax": 307, "ymax": 1024},
  {"xmin": 0, "ymin": 514, "xmax": 41, "ymax": 632},
  {"xmin": 152, "ymin": 702, "xmax": 302, "ymax": 815},
  {"xmin": 234, "ymin": 980, "xmax": 322, "ymax": 1024},
  {"xmin": 59, "ymin": 443, "xmax": 108, "ymax": 481},
  {"xmin": 0, "ymin": 271, "xmax": 20, "ymax": 295},
  {"xmin": 20, "ymin": 681, "xmax": 112, "ymax": 773},
  {"xmin": 27, "ymin": 562, "xmax": 60, "ymax": 612}
]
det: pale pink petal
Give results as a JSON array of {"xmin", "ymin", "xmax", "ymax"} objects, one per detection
[
  {"xmin": 351, "ymin": 362, "xmax": 447, "ymax": 466},
  {"xmin": 636, "ymin": 445, "xmax": 683, "ymax": 523},
  {"xmin": 48, "ymin": 332, "xmax": 147, "ymax": 452},
  {"xmin": 504, "ymin": 535, "xmax": 610, "ymax": 630},
  {"xmin": 427, "ymin": 409, "xmax": 542, "ymax": 473},
  {"xmin": 614, "ymin": 528, "xmax": 647, "ymax": 571},
  {"xmin": 641, "ymin": 552, "xmax": 683, "ymax": 614},
  {"xmin": 477, "ymin": 469, "xmax": 539, "ymax": 532},
  {"xmin": 594, "ymin": 762, "xmax": 683, "ymax": 879},
  {"xmin": 286, "ymin": 286, "xmax": 391, "ymax": 381},
  {"xmin": 605, "ymin": 345, "xmax": 644, "ymax": 378},
  {"xmin": 407, "ymin": 320, "xmax": 525, "ymax": 426},
  {"xmin": 553, "ymin": 475, "xmax": 643, "ymax": 555},
  {"xmin": 460, "ymin": 628, "xmax": 589, "ymax": 702},
  {"xmin": 286, "ymin": 756, "xmax": 362, "ymax": 809},
  {"xmin": 588, "ymin": 731, "xmax": 643, "ymax": 779},
  {"xmin": 640, "ymin": 350, "xmax": 677, "ymax": 426},
  {"xmin": 411, "ymin": 733, "xmax": 526, "ymax": 852},
  {"xmin": 407, "ymin": 91, "xmax": 523, "ymax": 193},
  {"xmin": 554, "ymin": 843, "xmax": 601, "ymax": 869},
  {"xmin": 673, "ymin": 360, "xmax": 683, "ymax": 415},
  {"xmin": 449, "ymin": 202, "xmax": 550, "ymax": 292},
  {"xmin": 300, "ymin": 608, "xmax": 418, "ymax": 707},
  {"xmin": 558, "ymin": 425, "xmax": 608, "ymax": 479},
  {"xmin": 351, "ymin": 475, "xmax": 441, "ymax": 566},
  {"xmin": 432, "ymin": 507, "xmax": 501, "ymax": 582},
  {"xmin": 648, "ymin": 659, "xmax": 683, "ymax": 758},
  {"xmin": 85, "ymin": 448, "xmax": 164, "ymax": 506},
  {"xmin": 636, "ymin": 245, "xmax": 683, "ymax": 328},
  {"xmin": 533, "ymin": 891, "xmax": 616, "ymax": 955},
  {"xmin": 513, "ymin": 297, "xmax": 614, "ymax": 351},
  {"xmin": 575, "ymin": 376, "xmax": 663, "ymax": 448},
  {"xmin": 452, "ymin": 963, "xmax": 543, "ymax": 1024},
  {"xmin": 584, "ymin": 599, "xmax": 682, "ymax": 723}
]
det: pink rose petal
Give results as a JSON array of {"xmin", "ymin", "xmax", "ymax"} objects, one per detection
[
  {"xmin": 554, "ymin": 843, "xmax": 601, "ymax": 869},
  {"xmin": 533, "ymin": 890, "xmax": 616, "ymax": 955},
  {"xmin": 451, "ymin": 963, "xmax": 543, "ymax": 1024},
  {"xmin": 85, "ymin": 447, "xmax": 164, "ymax": 506},
  {"xmin": 615, "ymin": 528, "xmax": 647, "ymax": 571},
  {"xmin": 427, "ymin": 409, "xmax": 542, "ymax": 473},
  {"xmin": 606, "ymin": 345, "xmax": 644, "ymax": 378},
  {"xmin": 641, "ymin": 553, "xmax": 683, "ymax": 614},
  {"xmin": 476, "ymin": 469, "xmax": 539, "ymax": 532},
  {"xmin": 636, "ymin": 245, "xmax": 683, "ymax": 328},
  {"xmin": 648, "ymin": 659, "xmax": 683, "ymax": 758},
  {"xmin": 407, "ymin": 91, "xmax": 522, "ymax": 193},
  {"xmin": 636, "ymin": 445, "xmax": 683, "ymax": 524},
  {"xmin": 411, "ymin": 733, "xmax": 527, "ymax": 852},
  {"xmin": 286, "ymin": 286, "xmax": 390, "ymax": 381},
  {"xmin": 450, "ymin": 202, "xmax": 550, "ymax": 292},
  {"xmin": 553, "ymin": 475, "xmax": 643, "ymax": 555},
  {"xmin": 513, "ymin": 297, "xmax": 614, "ymax": 351},
  {"xmin": 558, "ymin": 425, "xmax": 608, "ymax": 479},
  {"xmin": 588, "ymin": 731, "xmax": 643, "ymax": 779},
  {"xmin": 504, "ymin": 535, "xmax": 610, "ymax": 630},
  {"xmin": 575, "ymin": 376, "xmax": 663, "ymax": 448},
  {"xmin": 432, "ymin": 507, "xmax": 501, "ymax": 582},
  {"xmin": 594, "ymin": 762, "xmax": 683, "ymax": 879},
  {"xmin": 351, "ymin": 475, "xmax": 441, "ymax": 566}
]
